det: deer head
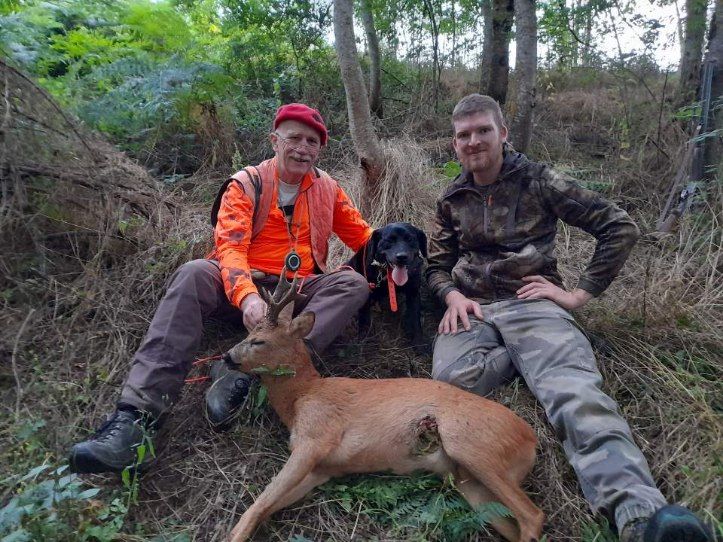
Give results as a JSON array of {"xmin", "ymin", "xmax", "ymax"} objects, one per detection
[{"xmin": 226, "ymin": 268, "xmax": 315, "ymax": 375}]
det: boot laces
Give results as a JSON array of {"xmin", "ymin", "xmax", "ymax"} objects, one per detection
[{"xmin": 93, "ymin": 412, "xmax": 133, "ymax": 442}]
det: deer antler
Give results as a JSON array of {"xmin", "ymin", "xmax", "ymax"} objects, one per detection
[{"xmin": 261, "ymin": 266, "xmax": 300, "ymax": 325}]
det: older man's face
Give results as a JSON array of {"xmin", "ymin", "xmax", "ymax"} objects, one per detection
[
  {"xmin": 270, "ymin": 120, "xmax": 322, "ymax": 183},
  {"xmin": 452, "ymin": 111, "xmax": 507, "ymax": 178}
]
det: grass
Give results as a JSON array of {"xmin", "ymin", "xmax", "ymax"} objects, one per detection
[{"xmin": 1, "ymin": 65, "xmax": 721, "ymax": 540}]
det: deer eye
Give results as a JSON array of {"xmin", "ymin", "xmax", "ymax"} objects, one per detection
[{"xmin": 249, "ymin": 340, "xmax": 266, "ymax": 346}]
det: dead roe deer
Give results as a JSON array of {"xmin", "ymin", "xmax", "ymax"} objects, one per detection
[{"xmin": 225, "ymin": 270, "xmax": 544, "ymax": 542}]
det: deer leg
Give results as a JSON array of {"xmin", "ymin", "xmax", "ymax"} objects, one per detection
[
  {"xmin": 477, "ymin": 474, "xmax": 543, "ymax": 542},
  {"xmin": 227, "ymin": 445, "xmax": 327, "ymax": 542},
  {"xmin": 444, "ymin": 435, "xmax": 542, "ymax": 542},
  {"xmin": 263, "ymin": 469, "xmax": 330, "ymax": 515},
  {"xmin": 454, "ymin": 465, "xmax": 520, "ymax": 542}
]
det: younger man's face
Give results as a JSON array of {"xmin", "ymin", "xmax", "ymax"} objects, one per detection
[{"xmin": 452, "ymin": 111, "xmax": 507, "ymax": 175}]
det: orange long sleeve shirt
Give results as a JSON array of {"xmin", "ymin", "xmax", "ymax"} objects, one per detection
[{"xmin": 213, "ymin": 169, "xmax": 373, "ymax": 308}]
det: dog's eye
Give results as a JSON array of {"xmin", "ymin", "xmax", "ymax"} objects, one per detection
[{"xmin": 249, "ymin": 340, "xmax": 266, "ymax": 346}]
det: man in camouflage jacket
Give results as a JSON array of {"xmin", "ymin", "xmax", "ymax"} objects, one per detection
[{"xmin": 426, "ymin": 94, "xmax": 711, "ymax": 542}]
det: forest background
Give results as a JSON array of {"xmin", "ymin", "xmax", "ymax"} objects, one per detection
[{"xmin": 0, "ymin": 0, "xmax": 721, "ymax": 540}]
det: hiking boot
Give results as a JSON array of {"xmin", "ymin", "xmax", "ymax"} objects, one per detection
[
  {"xmin": 620, "ymin": 519, "xmax": 648, "ymax": 542},
  {"xmin": 204, "ymin": 359, "xmax": 251, "ymax": 430},
  {"xmin": 620, "ymin": 505, "xmax": 713, "ymax": 542},
  {"xmin": 69, "ymin": 409, "xmax": 153, "ymax": 474}
]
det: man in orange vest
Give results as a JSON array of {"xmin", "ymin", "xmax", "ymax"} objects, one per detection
[{"xmin": 69, "ymin": 104, "xmax": 374, "ymax": 474}]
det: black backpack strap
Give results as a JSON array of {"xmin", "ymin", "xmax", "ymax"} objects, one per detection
[{"xmin": 210, "ymin": 167, "xmax": 262, "ymax": 228}]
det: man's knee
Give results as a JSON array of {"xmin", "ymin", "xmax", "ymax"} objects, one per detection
[
  {"xmin": 172, "ymin": 259, "xmax": 221, "ymax": 289},
  {"xmin": 164, "ymin": 260, "xmax": 226, "ymax": 317},
  {"xmin": 432, "ymin": 335, "xmax": 513, "ymax": 396},
  {"xmin": 431, "ymin": 333, "xmax": 480, "ymax": 388},
  {"xmin": 333, "ymin": 270, "xmax": 370, "ymax": 305}
]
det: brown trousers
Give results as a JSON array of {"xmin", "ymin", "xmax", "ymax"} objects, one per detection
[{"xmin": 119, "ymin": 259, "xmax": 369, "ymax": 417}]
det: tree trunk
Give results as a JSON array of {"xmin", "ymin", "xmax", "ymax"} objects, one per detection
[
  {"xmin": 582, "ymin": 6, "xmax": 592, "ymax": 65},
  {"xmin": 510, "ymin": 0, "xmax": 537, "ymax": 153},
  {"xmin": 571, "ymin": 0, "xmax": 580, "ymax": 66},
  {"xmin": 422, "ymin": 0, "xmax": 441, "ymax": 112},
  {"xmin": 333, "ymin": 0, "xmax": 385, "ymax": 199},
  {"xmin": 677, "ymin": 0, "xmax": 709, "ymax": 107},
  {"xmin": 703, "ymin": 0, "xmax": 722, "ymax": 181},
  {"xmin": 488, "ymin": 0, "xmax": 514, "ymax": 105},
  {"xmin": 360, "ymin": 0, "xmax": 383, "ymax": 119},
  {"xmin": 480, "ymin": 0, "xmax": 494, "ymax": 90},
  {"xmin": 675, "ymin": 0, "xmax": 686, "ymax": 62},
  {"xmin": 451, "ymin": 0, "xmax": 457, "ymax": 67}
]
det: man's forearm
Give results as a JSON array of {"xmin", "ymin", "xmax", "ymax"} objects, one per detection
[
  {"xmin": 541, "ymin": 168, "xmax": 641, "ymax": 297},
  {"xmin": 425, "ymin": 269, "xmax": 458, "ymax": 302},
  {"xmin": 570, "ymin": 288, "xmax": 594, "ymax": 307},
  {"xmin": 577, "ymin": 219, "xmax": 640, "ymax": 297},
  {"xmin": 215, "ymin": 248, "xmax": 256, "ymax": 308}
]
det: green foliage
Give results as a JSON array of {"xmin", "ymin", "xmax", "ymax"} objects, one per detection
[
  {"xmin": 441, "ymin": 160, "xmax": 462, "ymax": 179},
  {"xmin": 124, "ymin": 0, "xmax": 191, "ymax": 52},
  {"xmin": 251, "ymin": 383, "xmax": 269, "ymax": 419},
  {"xmin": 538, "ymin": 0, "xmax": 587, "ymax": 68},
  {"xmin": 249, "ymin": 365, "xmax": 297, "ymax": 376},
  {"xmin": 321, "ymin": 472, "xmax": 511, "ymax": 541},
  {"xmin": 118, "ymin": 421, "xmax": 156, "ymax": 517},
  {"xmin": 234, "ymin": 379, "xmax": 271, "ymax": 423},
  {"xmin": 0, "ymin": 464, "xmax": 125, "ymax": 542},
  {"xmin": 79, "ymin": 57, "xmax": 233, "ymax": 142},
  {"xmin": 0, "ymin": 0, "xmax": 347, "ymax": 171},
  {"xmin": 673, "ymin": 103, "xmax": 701, "ymax": 122},
  {"xmin": 0, "ymin": 413, "xmax": 160, "ymax": 542},
  {"xmin": 580, "ymin": 518, "xmax": 617, "ymax": 542},
  {"xmin": 579, "ymin": 180, "xmax": 614, "ymax": 194},
  {"xmin": 3, "ymin": 418, "xmax": 49, "ymax": 481}
]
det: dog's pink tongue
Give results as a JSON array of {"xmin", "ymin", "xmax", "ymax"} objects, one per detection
[{"xmin": 391, "ymin": 265, "xmax": 409, "ymax": 286}]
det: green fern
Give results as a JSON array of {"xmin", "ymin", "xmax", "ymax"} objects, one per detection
[{"xmin": 321, "ymin": 472, "xmax": 511, "ymax": 541}]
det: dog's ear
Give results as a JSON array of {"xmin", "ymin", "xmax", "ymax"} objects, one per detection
[
  {"xmin": 366, "ymin": 228, "xmax": 382, "ymax": 266},
  {"xmin": 416, "ymin": 228, "xmax": 428, "ymax": 259}
]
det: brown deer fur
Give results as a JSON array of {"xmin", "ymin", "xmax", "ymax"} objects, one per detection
[{"xmin": 225, "ymin": 306, "xmax": 544, "ymax": 542}]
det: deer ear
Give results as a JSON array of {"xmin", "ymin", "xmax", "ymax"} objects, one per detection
[
  {"xmin": 289, "ymin": 311, "xmax": 315, "ymax": 338},
  {"xmin": 278, "ymin": 302, "xmax": 294, "ymax": 325}
]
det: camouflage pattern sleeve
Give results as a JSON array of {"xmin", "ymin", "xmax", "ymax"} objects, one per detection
[
  {"xmin": 214, "ymin": 181, "xmax": 257, "ymax": 307},
  {"xmin": 539, "ymin": 168, "xmax": 641, "ymax": 297},
  {"xmin": 425, "ymin": 199, "xmax": 461, "ymax": 302}
]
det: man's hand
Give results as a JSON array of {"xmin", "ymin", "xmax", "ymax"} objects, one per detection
[
  {"xmin": 241, "ymin": 293, "xmax": 267, "ymax": 330},
  {"xmin": 439, "ymin": 290, "xmax": 484, "ymax": 335},
  {"xmin": 516, "ymin": 276, "xmax": 593, "ymax": 310}
]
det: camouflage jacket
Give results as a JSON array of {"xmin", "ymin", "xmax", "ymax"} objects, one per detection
[{"xmin": 425, "ymin": 151, "xmax": 640, "ymax": 304}]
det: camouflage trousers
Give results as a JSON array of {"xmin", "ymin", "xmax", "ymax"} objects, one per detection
[{"xmin": 432, "ymin": 298, "xmax": 666, "ymax": 531}]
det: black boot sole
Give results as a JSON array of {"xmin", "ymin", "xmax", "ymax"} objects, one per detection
[{"xmin": 69, "ymin": 449, "xmax": 154, "ymax": 475}]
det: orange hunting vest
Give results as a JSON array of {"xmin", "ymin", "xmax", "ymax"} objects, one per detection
[{"xmin": 211, "ymin": 158, "xmax": 338, "ymax": 272}]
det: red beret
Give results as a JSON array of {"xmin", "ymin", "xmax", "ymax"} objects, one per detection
[{"xmin": 274, "ymin": 103, "xmax": 328, "ymax": 146}]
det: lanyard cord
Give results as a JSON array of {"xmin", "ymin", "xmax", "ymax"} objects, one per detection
[
  {"xmin": 281, "ymin": 204, "xmax": 300, "ymax": 248},
  {"xmin": 275, "ymin": 168, "xmax": 302, "ymax": 265}
]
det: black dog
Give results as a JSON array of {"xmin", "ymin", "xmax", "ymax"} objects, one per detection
[{"xmin": 349, "ymin": 222, "xmax": 427, "ymax": 349}]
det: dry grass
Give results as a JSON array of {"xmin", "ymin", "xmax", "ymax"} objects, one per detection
[{"xmin": 1, "ymin": 70, "xmax": 721, "ymax": 541}]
